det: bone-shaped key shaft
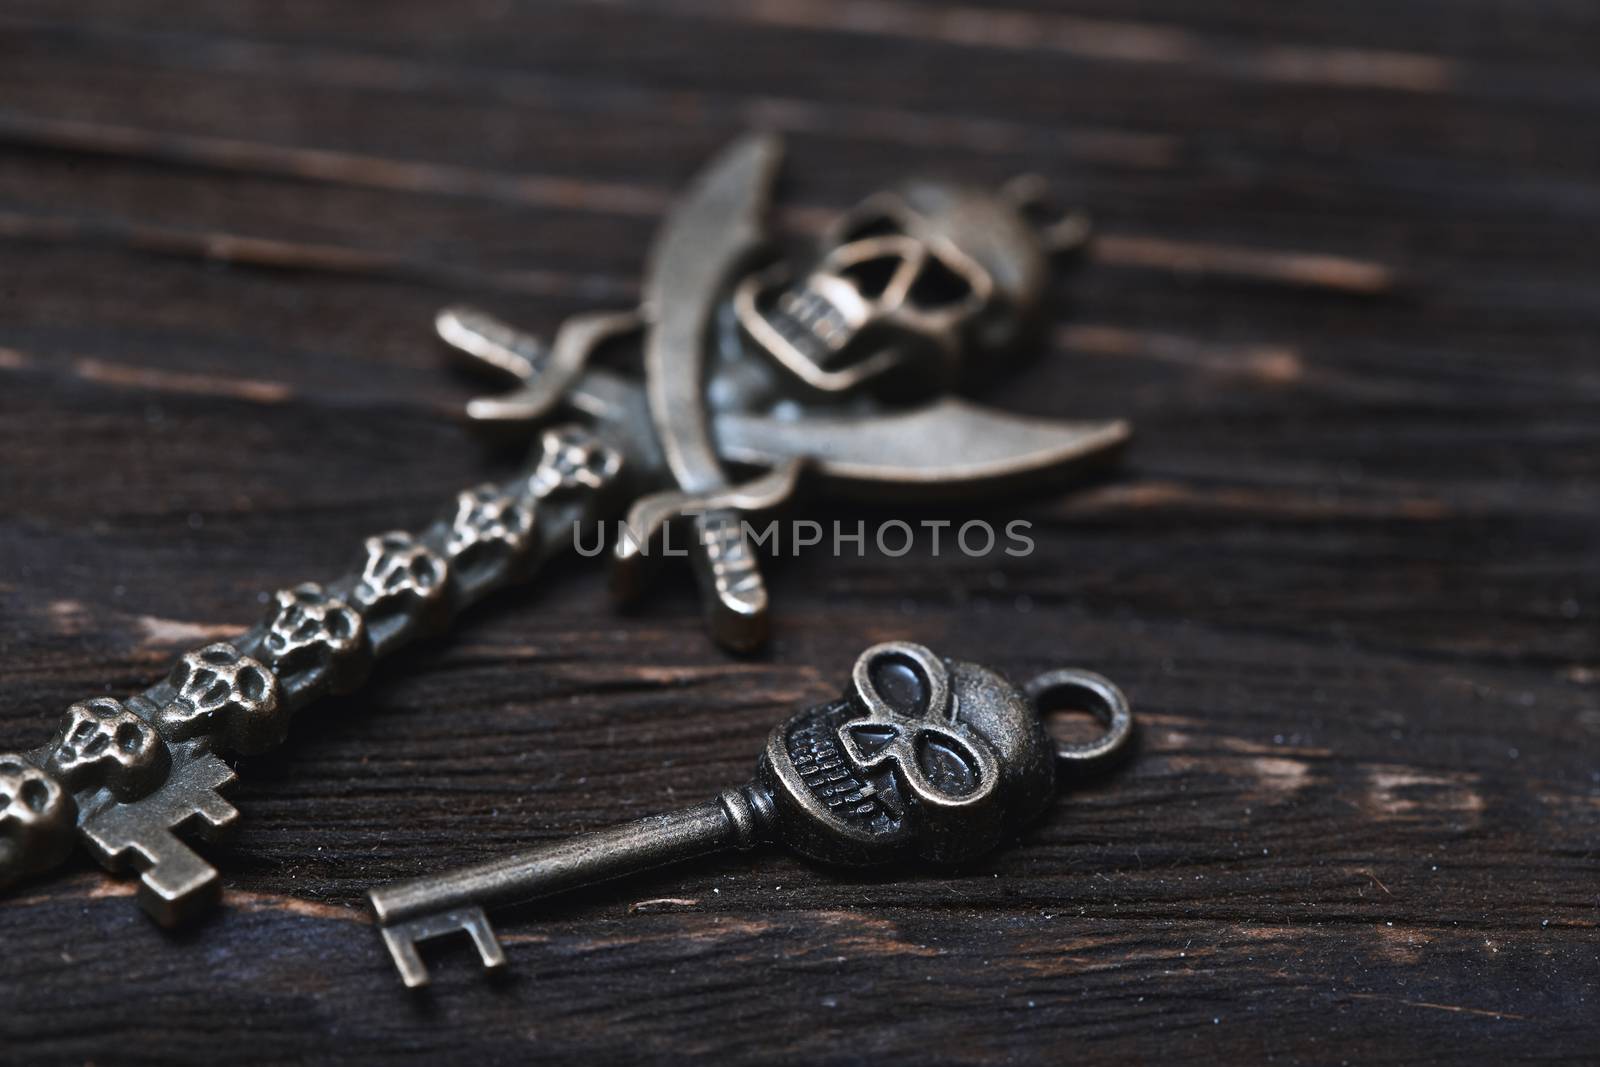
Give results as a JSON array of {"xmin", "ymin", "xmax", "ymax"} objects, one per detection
[{"xmin": 0, "ymin": 422, "xmax": 629, "ymax": 921}]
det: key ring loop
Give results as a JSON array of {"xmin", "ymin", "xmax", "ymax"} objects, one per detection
[{"xmin": 1024, "ymin": 669, "xmax": 1134, "ymax": 765}]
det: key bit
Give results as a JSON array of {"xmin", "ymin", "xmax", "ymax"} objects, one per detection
[
  {"xmin": 79, "ymin": 752, "xmax": 240, "ymax": 927},
  {"xmin": 368, "ymin": 640, "xmax": 1134, "ymax": 986}
]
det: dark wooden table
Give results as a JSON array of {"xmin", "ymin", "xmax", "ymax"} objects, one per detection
[{"xmin": 2, "ymin": 2, "xmax": 1596, "ymax": 1063}]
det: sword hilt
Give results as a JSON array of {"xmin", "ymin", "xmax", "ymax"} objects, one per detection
[{"xmin": 611, "ymin": 461, "xmax": 804, "ymax": 652}]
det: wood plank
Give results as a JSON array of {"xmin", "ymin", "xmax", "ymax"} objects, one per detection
[{"xmin": 0, "ymin": 0, "xmax": 1595, "ymax": 1061}]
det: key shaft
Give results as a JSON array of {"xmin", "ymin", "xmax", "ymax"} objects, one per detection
[{"xmin": 371, "ymin": 784, "xmax": 775, "ymax": 987}]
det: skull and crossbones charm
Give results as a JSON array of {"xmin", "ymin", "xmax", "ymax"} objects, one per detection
[{"xmin": 444, "ymin": 134, "xmax": 1126, "ymax": 650}]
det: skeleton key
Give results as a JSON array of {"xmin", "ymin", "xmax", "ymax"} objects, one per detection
[
  {"xmin": 369, "ymin": 641, "xmax": 1133, "ymax": 987},
  {"xmin": 3, "ymin": 135, "xmax": 1129, "ymax": 921}
]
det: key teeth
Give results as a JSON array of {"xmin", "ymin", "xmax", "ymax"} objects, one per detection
[
  {"xmin": 464, "ymin": 908, "xmax": 509, "ymax": 971},
  {"xmin": 381, "ymin": 926, "xmax": 432, "ymax": 989},
  {"xmin": 78, "ymin": 752, "xmax": 239, "ymax": 927},
  {"xmin": 377, "ymin": 906, "xmax": 506, "ymax": 988}
]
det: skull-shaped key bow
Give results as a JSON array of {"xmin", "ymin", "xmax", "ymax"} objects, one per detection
[{"xmin": 369, "ymin": 641, "xmax": 1134, "ymax": 987}]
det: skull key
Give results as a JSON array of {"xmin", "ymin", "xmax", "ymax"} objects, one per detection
[{"xmin": 368, "ymin": 641, "xmax": 1133, "ymax": 987}]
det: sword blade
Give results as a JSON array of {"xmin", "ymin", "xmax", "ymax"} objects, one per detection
[
  {"xmin": 713, "ymin": 400, "xmax": 1130, "ymax": 498},
  {"xmin": 643, "ymin": 133, "xmax": 783, "ymax": 493},
  {"xmin": 633, "ymin": 134, "xmax": 786, "ymax": 649}
]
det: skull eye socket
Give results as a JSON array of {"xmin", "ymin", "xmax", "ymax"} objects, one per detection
[
  {"xmin": 915, "ymin": 732, "xmax": 982, "ymax": 797},
  {"xmin": 200, "ymin": 648, "xmax": 236, "ymax": 666},
  {"xmin": 115, "ymin": 721, "xmax": 145, "ymax": 755},
  {"xmin": 20, "ymin": 777, "xmax": 52, "ymax": 813},
  {"xmin": 839, "ymin": 255, "xmax": 902, "ymax": 300},
  {"xmin": 867, "ymin": 651, "xmax": 930, "ymax": 717},
  {"xmin": 908, "ymin": 255, "xmax": 974, "ymax": 310},
  {"xmin": 326, "ymin": 610, "xmax": 354, "ymax": 640},
  {"xmin": 240, "ymin": 667, "xmax": 268, "ymax": 703}
]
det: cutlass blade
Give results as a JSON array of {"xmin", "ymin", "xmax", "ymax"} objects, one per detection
[
  {"xmin": 714, "ymin": 401, "xmax": 1130, "ymax": 497},
  {"xmin": 626, "ymin": 134, "xmax": 789, "ymax": 650}
]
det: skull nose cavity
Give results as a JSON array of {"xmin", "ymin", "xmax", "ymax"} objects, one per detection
[
  {"xmin": 837, "ymin": 254, "xmax": 902, "ymax": 300},
  {"xmin": 867, "ymin": 652, "xmax": 929, "ymax": 716},
  {"xmin": 847, "ymin": 724, "xmax": 899, "ymax": 759}
]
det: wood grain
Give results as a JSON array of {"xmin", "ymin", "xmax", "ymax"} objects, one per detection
[{"xmin": 0, "ymin": 1, "xmax": 1596, "ymax": 1063}]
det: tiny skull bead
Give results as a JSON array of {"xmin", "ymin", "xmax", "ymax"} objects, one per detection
[
  {"xmin": 265, "ymin": 583, "xmax": 363, "ymax": 662},
  {"xmin": 355, "ymin": 532, "xmax": 449, "ymax": 612},
  {"xmin": 353, "ymin": 532, "xmax": 450, "ymax": 655},
  {"xmin": 528, "ymin": 426, "xmax": 622, "ymax": 498},
  {"xmin": 446, "ymin": 483, "xmax": 537, "ymax": 561},
  {"xmin": 160, "ymin": 642, "xmax": 286, "ymax": 754},
  {"xmin": 0, "ymin": 755, "xmax": 76, "ymax": 889},
  {"xmin": 48, "ymin": 697, "xmax": 170, "ymax": 800},
  {"xmin": 262, "ymin": 582, "xmax": 368, "ymax": 696}
]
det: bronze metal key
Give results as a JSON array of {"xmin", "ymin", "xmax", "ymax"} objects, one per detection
[{"xmin": 369, "ymin": 641, "xmax": 1134, "ymax": 987}]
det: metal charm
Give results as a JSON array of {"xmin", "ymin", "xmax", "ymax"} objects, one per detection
[
  {"xmin": 369, "ymin": 641, "xmax": 1134, "ymax": 987},
  {"xmin": 0, "ymin": 135, "xmax": 1126, "ymax": 921}
]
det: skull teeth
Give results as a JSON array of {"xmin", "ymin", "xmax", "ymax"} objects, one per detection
[
  {"xmin": 786, "ymin": 704, "xmax": 895, "ymax": 830},
  {"xmin": 772, "ymin": 289, "xmax": 852, "ymax": 365}
]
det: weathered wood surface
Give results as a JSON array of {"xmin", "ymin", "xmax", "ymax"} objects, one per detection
[{"xmin": 1, "ymin": 1, "xmax": 1596, "ymax": 1063}]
